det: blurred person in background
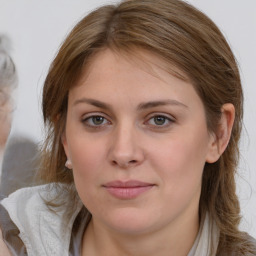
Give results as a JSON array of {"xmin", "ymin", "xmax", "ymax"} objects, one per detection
[
  {"xmin": 0, "ymin": 36, "xmax": 38, "ymax": 198},
  {"xmin": 0, "ymin": 35, "xmax": 17, "ymax": 177},
  {"xmin": 0, "ymin": 136, "xmax": 38, "ymax": 197}
]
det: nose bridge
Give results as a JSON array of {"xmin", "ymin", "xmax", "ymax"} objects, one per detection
[{"xmin": 108, "ymin": 120, "xmax": 144, "ymax": 167}]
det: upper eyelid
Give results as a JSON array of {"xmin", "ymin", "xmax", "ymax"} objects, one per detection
[
  {"xmin": 80, "ymin": 112, "xmax": 175, "ymax": 119},
  {"xmin": 81, "ymin": 115, "xmax": 111, "ymax": 129},
  {"xmin": 81, "ymin": 112, "xmax": 111, "ymax": 120},
  {"xmin": 145, "ymin": 112, "xmax": 175, "ymax": 121},
  {"xmin": 85, "ymin": 116, "xmax": 109, "ymax": 125},
  {"xmin": 144, "ymin": 113, "xmax": 176, "ymax": 128},
  {"xmin": 80, "ymin": 111, "xmax": 176, "ymax": 124}
]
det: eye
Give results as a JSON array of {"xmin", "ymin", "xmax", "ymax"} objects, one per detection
[
  {"xmin": 82, "ymin": 115, "xmax": 110, "ymax": 127},
  {"xmin": 146, "ymin": 114, "xmax": 174, "ymax": 128},
  {"xmin": 90, "ymin": 116, "xmax": 106, "ymax": 125},
  {"xmin": 152, "ymin": 116, "xmax": 167, "ymax": 125}
]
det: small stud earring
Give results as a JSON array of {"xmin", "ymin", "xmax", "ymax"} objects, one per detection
[{"xmin": 65, "ymin": 159, "xmax": 72, "ymax": 170}]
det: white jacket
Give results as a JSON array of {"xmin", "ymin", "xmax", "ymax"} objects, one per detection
[{"xmin": 0, "ymin": 184, "xmax": 85, "ymax": 256}]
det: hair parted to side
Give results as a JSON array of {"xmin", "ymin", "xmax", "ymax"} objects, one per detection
[{"xmin": 40, "ymin": 0, "xmax": 255, "ymax": 254}]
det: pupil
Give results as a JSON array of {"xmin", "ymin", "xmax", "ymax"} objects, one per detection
[
  {"xmin": 93, "ymin": 116, "xmax": 104, "ymax": 125},
  {"xmin": 154, "ymin": 116, "xmax": 165, "ymax": 125}
]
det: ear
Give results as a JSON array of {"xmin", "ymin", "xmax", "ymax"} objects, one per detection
[
  {"xmin": 61, "ymin": 131, "xmax": 70, "ymax": 159},
  {"xmin": 206, "ymin": 103, "xmax": 235, "ymax": 163}
]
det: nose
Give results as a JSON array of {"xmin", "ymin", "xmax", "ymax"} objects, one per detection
[{"xmin": 108, "ymin": 124, "xmax": 145, "ymax": 168}]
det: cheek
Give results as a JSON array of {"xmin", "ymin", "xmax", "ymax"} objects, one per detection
[
  {"xmin": 69, "ymin": 141, "xmax": 102, "ymax": 206},
  {"xmin": 148, "ymin": 137, "xmax": 206, "ymax": 217},
  {"xmin": 68, "ymin": 137, "xmax": 106, "ymax": 181},
  {"xmin": 150, "ymin": 130, "xmax": 209, "ymax": 191}
]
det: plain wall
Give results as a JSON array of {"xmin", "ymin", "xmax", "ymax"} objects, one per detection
[{"xmin": 0, "ymin": 0, "xmax": 255, "ymax": 237}]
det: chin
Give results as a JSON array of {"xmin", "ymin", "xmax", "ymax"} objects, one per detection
[{"xmin": 101, "ymin": 208, "xmax": 158, "ymax": 235}]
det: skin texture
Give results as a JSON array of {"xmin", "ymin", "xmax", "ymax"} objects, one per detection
[{"xmin": 62, "ymin": 49, "xmax": 234, "ymax": 256}]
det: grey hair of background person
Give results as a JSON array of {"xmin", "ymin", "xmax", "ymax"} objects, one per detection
[
  {"xmin": 0, "ymin": 35, "xmax": 18, "ymax": 154},
  {"xmin": 0, "ymin": 35, "xmax": 17, "ymax": 90}
]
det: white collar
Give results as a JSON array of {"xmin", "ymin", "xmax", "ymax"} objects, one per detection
[{"xmin": 188, "ymin": 213, "xmax": 219, "ymax": 256}]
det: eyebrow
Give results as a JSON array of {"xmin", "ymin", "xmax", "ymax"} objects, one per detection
[
  {"xmin": 73, "ymin": 98, "xmax": 188, "ymax": 110},
  {"xmin": 73, "ymin": 98, "xmax": 113, "ymax": 111},
  {"xmin": 137, "ymin": 99, "xmax": 188, "ymax": 110}
]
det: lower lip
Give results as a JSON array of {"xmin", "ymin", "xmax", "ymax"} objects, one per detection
[{"xmin": 104, "ymin": 186, "xmax": 154, "ymax": 199}]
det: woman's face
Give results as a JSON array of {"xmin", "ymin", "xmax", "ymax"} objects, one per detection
[
  {"xmin": 63, "ymin": 49, "xmax": 217, "ymax": 235},
  {"xmin": 0, "ymin": 88, "xmax": 12, "ymax": 150}
]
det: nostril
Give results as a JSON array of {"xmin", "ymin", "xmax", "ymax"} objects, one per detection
[
  {"xmin": 112, "ymin": 160, "xmax": 118, "ymax": 166},
  {"xmin": 111, "ymin": 159, "xmax": 137, "ymax": 167}
]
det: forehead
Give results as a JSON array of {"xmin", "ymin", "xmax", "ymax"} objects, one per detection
[
  {"xmin": 76, "ymin": 48, "xmax": 190, "ymax": 90},
  {"xmin": 68, "ymin": 49, "xmax": 203, "ymax": 112}
]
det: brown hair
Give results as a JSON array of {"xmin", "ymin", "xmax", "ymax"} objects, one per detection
[{"xmin": 40, "ymin": 0, "xmax": 255, "ymax": 254}]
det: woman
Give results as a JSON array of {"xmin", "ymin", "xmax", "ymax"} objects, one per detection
[
  {"xmin": 0, "ymin": 36, "xmax": 17, "ymax": 176},
  {"xmin": 0, "ymin": 0, "xmax": 255, "ymax": 255}
]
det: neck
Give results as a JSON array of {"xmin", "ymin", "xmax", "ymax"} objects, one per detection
[{"xmin": 82, "ymin": 210, "xmax": 199, "ymax": 256}]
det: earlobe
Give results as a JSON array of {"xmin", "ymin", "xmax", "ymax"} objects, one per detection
[
  {"xmin": 61, "ymin": 132, "xmax": 73, "ymax": 169},
  {"xmin": 206, "ymin": 103, "xmax": 235, "ymax": 163}
]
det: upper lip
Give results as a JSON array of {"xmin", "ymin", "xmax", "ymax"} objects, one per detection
[{"xmin": 103, "ymin": 180, "xmax": 154, "ymax": 188}]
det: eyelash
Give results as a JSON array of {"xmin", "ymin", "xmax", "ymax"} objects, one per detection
[
  {"xmin": 81, "ymin": 113, "xmax": 175, "ymax": 130},
  {"xmin": 145, "ymin": 114, "xmax": 174, "ymax": 129},
  {"xmin": 82, "ymin": 114, "xmax": 111, "ymax": 129}
]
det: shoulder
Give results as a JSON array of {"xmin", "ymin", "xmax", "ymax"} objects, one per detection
[
  {"xmin": 1, "ymin": 183, "xmax": 77, "ymax": 211},
  {"xmin": 1, "ymin": 183, "xmax": 52, "ymax": 204},
  {"xmin": 0, "ymin": 183, "xmax": 82, "ymax": 229},
  {"xmin": 218, "ymin": 234, "xmax": 256, "ymax": 256},
  {"xmin": 236, "ymin": 233, "xmax": 256, "ymax": 256},
  {"xmin": 0, "ymin": 184, "xmax": 59, "ymax": 221},
  {"xmin": 247, "ymin": 235, "xmax": 256, "ymax": 255},
  {"xmin": 0, "ymin": 183, "xmax": 83, "ymax": 255}
]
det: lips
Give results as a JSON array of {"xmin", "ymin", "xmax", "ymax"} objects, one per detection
[{"xmin": 103, "ymin": 180, "xmax": 155, "ymax": 199}]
